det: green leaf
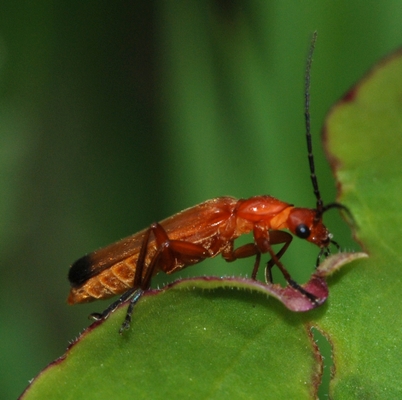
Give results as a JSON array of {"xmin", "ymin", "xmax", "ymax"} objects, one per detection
[
  {"xmin": 20, "ymin": 252, "xmax": 364, "ymax": 400},
  {"xmin": 318, "ymin": 49, "xmax": 402, "ymax": 397},
  {"xmin": 23, "ymin": 287, "xmax": 320, "ymax": 400}
]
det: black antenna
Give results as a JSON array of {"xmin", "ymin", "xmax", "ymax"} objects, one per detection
[
  {"xmin": 304, "ymin": 32, "xmax": 354, "ymax": 225},
  {"xmin": 304, "ymin": 31, "xmax": 324, "ymax": 217}
]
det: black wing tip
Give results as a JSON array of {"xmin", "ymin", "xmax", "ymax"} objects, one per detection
[{"xmin": 68, "ymin": 254, "xmax": 94, "ymax": 287}]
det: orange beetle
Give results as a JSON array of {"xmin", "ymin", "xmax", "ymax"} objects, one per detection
[{"xmin": 68, "ymin": 32, "xmax": 347, "ymax": 333}]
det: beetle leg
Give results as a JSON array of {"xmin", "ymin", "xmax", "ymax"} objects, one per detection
[
  {"xmin": 222, "ymin": 230, "xmax": 293, "ymax": 281},
  {"xmin": 118, "ymin": 288, "xmax": 144, "ymax": 334},
  {"xmin": 90, "ymin": 287, "xmax": 143, "ymax": 321},
  {"xmin": 119, "ymin": 222, "xmax": 211, "ymax": 332},
  {"xmin": 89, "ymin": 223, "xmax": 158, "ymax": 331},
  {"xmin": 89, "ymin": 225, "xmax": 155, "ymax": 329},
  {"xmin": 222, "ymin": 242, "xmax": 259, "ymax": 279},
  {"xmin": 264, "ymin": 230, "xmax": 293, "ymax": 283},
  {"xmin": 117, "ymin": 224, "xmax": 176, "ymax": 333},
  {"xmin": 253, "ymin": 224, "xmax": 319, "ymax": 305}
]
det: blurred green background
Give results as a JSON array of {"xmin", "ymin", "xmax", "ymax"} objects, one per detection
[{"xmin": 1, "ymin": 1, "xmax": 401, "ymax": 398}]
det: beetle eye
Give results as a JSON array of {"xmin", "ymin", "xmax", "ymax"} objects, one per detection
[{"xmin": 295, "ymin": 224, "xmax": 310, "ymax": 239}]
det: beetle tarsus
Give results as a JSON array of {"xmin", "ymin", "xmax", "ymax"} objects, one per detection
[
  {"xmin": 118, "ymin": 288, "xmax": 144, "ymax": 334},
  {"xmin": 288, "ymin": 278, "xmax": 319, "ymax": 305},
  {"xmin": 89, "ymin": 312, "xmax": 103, "ymax": 321},
  {"xmin": 119, "ymin": 319, "xmax": 131, "ymax": 334}
]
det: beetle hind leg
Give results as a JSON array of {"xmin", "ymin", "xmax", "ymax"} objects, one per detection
[
  {"xmin": 89, "ymin": 287, "xmax": 143, "ymax": 323},
  {"xmin": 88, "ymin": 224, "xmax": 154, "ymax": 331},
  {"xmin": 118, "ymin": 288, "xmax": 144, "ymax": 334},
  {"xmin": 89, "ymin": 221, "xmax": 212, "ymax": 333}
]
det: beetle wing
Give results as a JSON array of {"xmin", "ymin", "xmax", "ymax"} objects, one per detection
[{"xmin": 68, "ymin": 196, "xmax": 237, "ymax": 287}]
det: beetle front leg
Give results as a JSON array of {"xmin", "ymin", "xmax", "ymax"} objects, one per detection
[
  {"xmin": 253, "ymin": 224, "xmax": 319, "ymax": 305},
  {"xmin": 253, "ymin": 224, "xmax": 293, "ymax": 282}
]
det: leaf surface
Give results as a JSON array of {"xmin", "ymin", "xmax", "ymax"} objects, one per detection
[
  {"xmin": 318, "ymin": 49, "xmax": 402, "ymax": 398},
  {"xmin": 22, "ymin": 283, "xmax": 323, "ymax": 399}
]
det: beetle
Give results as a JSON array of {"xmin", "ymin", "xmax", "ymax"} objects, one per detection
[{"xmin": 67, "ymin": 32, "xmax": 348, "ymax": 333}]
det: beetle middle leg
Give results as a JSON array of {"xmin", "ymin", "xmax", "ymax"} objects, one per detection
[
  {"xmin": 222, "ymin": 229, "xmax": 293, "ymax": 281},
  {"xmin": 264, "ymin": 230, "xmax": 293, "ymax": 283},
  {"xmin": 253, "ymin": 224, "xmax": 319, "ymax": 304}
]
